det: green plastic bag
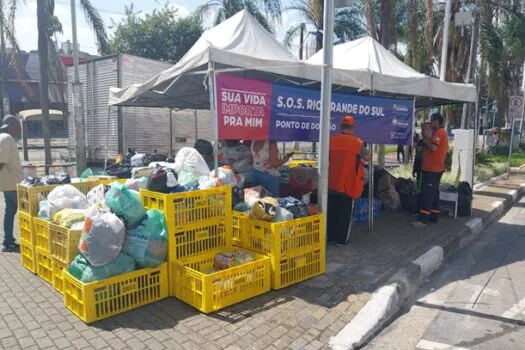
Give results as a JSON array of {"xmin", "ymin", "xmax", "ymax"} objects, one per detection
[
  {"xmin": 122, "ymin": 209, "xmax": 168, "ymax": 268},
  {"xmin": 80, "ymin": 168, "xmax": 107, "ymax": 179},
  {"xmin": 178, "ymin": 167, "xmax": 199, "ymax": 188},
  {"xmin": 105, "ymin": 183, "xmax": 146, "ymax": 228},
  {"xmin": 67, "ymin": 253, "xmax": 136, "ymax": 283}
]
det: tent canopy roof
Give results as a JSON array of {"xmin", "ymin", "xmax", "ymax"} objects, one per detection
[{"xmin": 109, "ymin": 10, "xmax": 477, "ymax": 110}]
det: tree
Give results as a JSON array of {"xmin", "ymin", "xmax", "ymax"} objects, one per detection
[
  {"xmin": 196, "ymin": 0, "xmax": 282, "ymax": 33},
  {"xmin": 110, "ymin": 5, "xmax": 203, "ymax": 63},
  {"xmin": 283, "ymin": 0, "xmax": 365, "ymax": 54}
]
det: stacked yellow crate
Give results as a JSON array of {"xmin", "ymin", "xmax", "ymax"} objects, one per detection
[
  {"xmin": 140, "ymin": 186, "xmax": 271, "ymax": 314},
  {"xmin": 16, "ymin": 182, "xmax": 97, "ymax": 275},
  {"xmin": 232, "ymin": 211, "xmax": 326, "ymax": 289}
]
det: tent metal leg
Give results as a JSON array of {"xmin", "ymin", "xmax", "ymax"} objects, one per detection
[
  {"xmin": 208, "ymin": 61, "xmax": 219, "ymax": 177},
  {"xmin": 368, "ymin": 144, "xmax": 374, "ymax": 232},
  {"xmin": 169, "ymin": 109, "xmax": 173, "ymax": 157}
]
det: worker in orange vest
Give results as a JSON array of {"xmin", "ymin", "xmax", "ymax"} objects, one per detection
[
  {"xmin": 413, "ymin": 113, "xmax": 449, "ymax": 227},
  {"xmin": 328, "ymin": 116, "xmax": 368, "ymax": 245}
]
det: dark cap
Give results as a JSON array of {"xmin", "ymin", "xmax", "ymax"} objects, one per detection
[{"xmin": 0, "ymin": 115, "xmax": 21, "ymax": 131}]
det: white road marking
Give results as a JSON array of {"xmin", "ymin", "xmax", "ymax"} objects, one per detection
[
  {"xmin": 416, "ymin": 339, "xmax": 470, "ymax": 350},
  {"xmin": 501, "ymin": 296, "xmax": 525, "ymax": 319}
]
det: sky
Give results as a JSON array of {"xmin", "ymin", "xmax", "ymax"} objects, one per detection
[{"xmin": 14, "ymin": 0, "xmax": 300, "ymax": 55}]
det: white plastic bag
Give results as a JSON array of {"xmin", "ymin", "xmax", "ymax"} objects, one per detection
[
  {"xmin": 86, "ymin": 184, "xmax": 106, "ymax": 206},
  {"xmin": 47, "ymin": 185, "xmax": 89, "ymax": 219},
  {"xmin": 132, "ymin": 167, "xmax": 154, "ymax": 179},
  {"xmin": 131, "ymin": 153, "xmax": 146, "ymax": 167},
  {"xmin": 78, "ymin": 205, "xmax": 126, "ymax": 266},
  {"xmin": 211, "ymin": 167, "xmax": 238, "ymax": 186},
  {"xmin": 198, "ymin": 176, "xmax": 221, "ymax": 189},
  {"xmin": 174, "ymin": 147, "xmax": 211, "ymax": 177},
  {"xmin": 125, "ymin": 177, "xmax": 148, "ymax": 191}
]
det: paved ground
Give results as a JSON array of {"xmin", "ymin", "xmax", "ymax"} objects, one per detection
[
  {"xmin": 1, "ymin": 173, "xmax": 524, "ymax": 350},
  {"xmin": 366, "ymin": 197, "xmax": 525, "ymax": 350}
]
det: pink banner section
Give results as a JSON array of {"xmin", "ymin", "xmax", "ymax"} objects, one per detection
[{"xmin": 216, "ymin": 74, "xmax": 272, "ymax": 140}]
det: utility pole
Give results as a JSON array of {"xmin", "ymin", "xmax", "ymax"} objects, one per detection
[
  {"xmin": 461, "ymin": 1, "xmax": 481, "ymax": 129},
  {"xmin": 71, "ymin": 0, "xmax": 87, "ymax": 174},
  {"xmin": 439, "ymin": 0, "xmax": 452, "ymax": 123}
]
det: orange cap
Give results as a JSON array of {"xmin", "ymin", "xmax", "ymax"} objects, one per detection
[{"xmin": 341, "ymin": 115, "xmax": 355, "ymax": 126}]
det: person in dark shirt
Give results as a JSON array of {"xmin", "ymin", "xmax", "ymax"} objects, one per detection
[{"xmin": 412, "ymin": 122, "xmax": 431, "ymax": 191}]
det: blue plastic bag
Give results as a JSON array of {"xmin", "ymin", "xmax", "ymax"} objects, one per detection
[
  {"xmin": 353, "ymin": 198, "xmax": 381, "ymax": 223},
  {"xmin": 67, "ymin": 253, "xmax": 136, "ymax": 283},
  {"xmin": 122, "ymin": 209, "xmax": 168, "ymax": 268},
  {"xmin": 105, "ymin": 183, "xmax": 146, "ymax": 228}
]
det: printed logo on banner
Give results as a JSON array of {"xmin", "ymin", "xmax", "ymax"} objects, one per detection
[{"xmin": 216, "ymin": 75, "xmax": 272, "ymax": 140}]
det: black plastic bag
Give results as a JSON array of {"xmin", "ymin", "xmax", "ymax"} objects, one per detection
[{"xmin": 147, "ymin": 167, "xmax": 178, "ymax": 193}]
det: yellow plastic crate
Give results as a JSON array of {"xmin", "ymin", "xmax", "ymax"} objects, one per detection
[
  {"xmin": 273, "ymin": 247, "xmax": 325, "ymax": 290},
  {"xmin": 288, "ymin": 160, "xmax": 317, "ymax": 168},
  {"xmin": 17, "ymin": 181, "xmax": 98, "ymax": 216},
  {"xmin": 168, "ymin": 218, "xmax": 231, "ymax": 262},
  {"xmin": 63, "ymin": 263, "xmax": 169, "ymax": 323},
  {"xmin": 18, "ymin": 211, "xmax": 34, "ymax": 244},
  {"xmin": 35, "ymin": 247, "xmax": 53, "ymax": 284},
  {"xmin": 140, "ymin": 186, "xmax": 232, "ymax": 227},
  {"xmin": 172, "ymin": 250, "xmax": 271, "ymax": 313},
  {"xmin": 232, "ymin": 212, "xmax": 249, "ymax": 247},
  {"xmin": 49, "ymin": 223, "xmax": 81, "ymax": 265},
  {"xmin": 232, "ymin": 213, "xmax": 326, "ymax": 289},
  {"xmin": 52, "ymin": 258, "xmax": 68, "ymax": 295},
  {"xmin": 233, "ymin": 213, "xmax": 324, "ymax": 258},
  {"xmin": 33, "ymin": 218, "xmax": 50, "ymax": 253},
  {"xmin": 20, "ymin": 239, "xmax": 36, "ymax": 274}
]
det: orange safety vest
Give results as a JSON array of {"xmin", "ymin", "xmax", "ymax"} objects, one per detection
[{"xmin": 329, "ymin": 133, "xmax": 365, "ymax": 199}]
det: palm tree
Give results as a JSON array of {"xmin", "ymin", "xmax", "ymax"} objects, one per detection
[
  {"xmin": 196, "ymin": 0, "xmax": 282, "ymax": 33},
  {"xmin": 283, "ymin": 0, "xmax": 365, "ymax": 55},
  {"xmin": 36, "ymin": 0, "xmax": 108, "ymax": 172}
]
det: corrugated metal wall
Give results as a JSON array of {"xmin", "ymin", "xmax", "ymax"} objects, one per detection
[
  {"xmin": 68, "ymin": 56, "xmax": 119, "ymax": 162},
  {"xmin": 69, "ymin": 54, "xmax": 215, "ymax": 163},
  {"xmin": 121, "ymin": 55, "xmax": 213, "ymax": 155}
]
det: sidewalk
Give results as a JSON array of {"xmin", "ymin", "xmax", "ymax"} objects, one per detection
[{"xmin": 1, "ymin": 173, "xmax": 524, "ymax": 350}]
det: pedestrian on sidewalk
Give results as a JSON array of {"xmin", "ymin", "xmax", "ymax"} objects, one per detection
[
  {"xmin": 328, "ymin": 116, "xmax": 368, "ymax": 245},
  {"xmin": 397, "ymin": 143, "xmax": 405, "ymax": 164},
  {"xmin": 0, "ymin": 115, "xmax": 22, "ymax": 252},
  {"xmin": 412, "ymin": 122, "xmax": 431, "ymax": 192},
  {"xmin": 413, "ymin": 113, "xmax": 448, "ymax": 227}
]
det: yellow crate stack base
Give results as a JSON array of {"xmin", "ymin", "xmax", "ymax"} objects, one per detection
[
  {"xmin": 33, "ymin": 218, "xmax": 50, "ymax": 253},
  {"xmin": 18, "ymin": 211, "xmax": 34, "ymax": 244},
  {"xmin": 49, "ymin": 223, "xmax": 81, "ymax": 265},
  {"xmin": 52, "ymin": 258, "xmax": 68, "ymax": 295},
  {"xmin": 171, "ymin": 250, "xmax": 270, "ymax": 313},
  {"xmin": 63, "ymin": 263, "xmax": 169, "ymax": 324},
  {"xmin": 233, "ymin": 212, "xmax": 326, "ymax": 289},
  {"xmin": 20, "ymin": 239, "xmax": 36, "ymax": 274},
  {"xmin": 35, "ymin": 247, "xmax": 53, "ymax": 284}
]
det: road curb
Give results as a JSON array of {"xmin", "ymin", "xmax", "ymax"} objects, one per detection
[{"xmin": 330, "ymin": 179, "xmax": 525, "ymax": 350}]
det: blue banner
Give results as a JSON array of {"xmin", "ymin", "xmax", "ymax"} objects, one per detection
[{"xmin": 269, "ymin": 83, "xmax": 414, "ymax": 145}]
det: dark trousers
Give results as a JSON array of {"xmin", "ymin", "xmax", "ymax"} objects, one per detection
[
  {"xmin": 3, "ymin": 191, "xmax": 17, "ymax": 246},
  {"xmin": 418, "ymin": 171, "xmax": 443, "ymax": 223},
  {"xmin": 397, "ymin": 149, "xmax": 405, "ymax": 163},
  {"xmin": 328, "ymin": 192, "xmax": 354, "ymax": 244}
]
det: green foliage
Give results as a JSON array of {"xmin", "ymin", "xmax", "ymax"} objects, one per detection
[
  {"xmin": 196, "ymin": 0, "xmax": 281, "ymax": 33},
  {"xmin": 110, "ymin": 4, "xmax": 203, "ymax": 63}
]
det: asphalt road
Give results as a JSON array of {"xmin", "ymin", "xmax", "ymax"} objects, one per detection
[{"xmin": 365, "ymin": 197, "xmax": 525, "ymax": 350}]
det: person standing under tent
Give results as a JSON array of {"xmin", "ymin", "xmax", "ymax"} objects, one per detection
[
  {"xmin": 397, "ymin": 143, "xmax": 405, "ymax": 163},
  {"xmin": 0, "ymin": 115, "xmax": 22, "ymax": 252},
  {"xmin": 412, "ymin": 113, "xmax": 448, "ymax": 227},
  {"xmin": 328, "ymin": 116, "xmax": 368, "ymax": 245},
  {"xmin": 250, "ymin": 140, "xmax": 293, "ymax": 197},
  {"xmin": 412, "ymin": 122, "xmax": 431, "ymax": 192}
]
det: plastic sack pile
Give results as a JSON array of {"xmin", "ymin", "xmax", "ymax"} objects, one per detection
[
  {"xmin": 233, "ymin": 186, "xmax": 317, "ymax": 223},
  {"xmin": 37, "ymin": 183, "xmax": 168, "ymax": 284}
]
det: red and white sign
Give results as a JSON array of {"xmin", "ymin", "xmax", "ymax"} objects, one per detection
[
  {"xmin": 216, "ymin": 75, "xmax": 272, "ymax": 140},
  {"xmin": 509, "ymin": 96, "xmax": 523, "ymax": 119}
]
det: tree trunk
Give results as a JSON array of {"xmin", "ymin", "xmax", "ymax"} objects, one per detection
[
  {"xmin": 408, "ymin": 0, "xmax": 419, "ymax": 69},
  {"xmin": 425, "ymin": 0, "xmax": 433, "ymax": 67},
  {"xmin": 37, "ymin": 0, "xmax": 52, "ymax": 173},
  {"xmin": 364, "ymin": 0, "xmax": 378, "ymax": 40},
  {"xmin": 377, "ymin": 0, "xmax": 396, "ymax": 168},
  {"xmin": 0, "ymin": 0, "xmax": 9, "ymax": 118}
]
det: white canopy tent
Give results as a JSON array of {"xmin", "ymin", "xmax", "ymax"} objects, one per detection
[
  {"xmin": 108, "ymin": 10, "xmax": 476, "ymax": 110},
  {"xmin": 307, "ymin": 35, "xmax": 477, "ymax": 105},
  {"xmin": 107, "ymin": 10, "xmax": 478, "ymax": 233}
]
